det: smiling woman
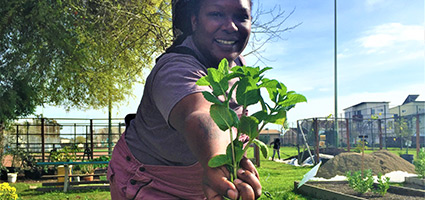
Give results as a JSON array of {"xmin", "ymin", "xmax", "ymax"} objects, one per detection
[
  {"xmin": 191, "ymin": 0, "xmax": 252, "ymax": 67},
  {"xmin": 108, "ymin": 0, "xmax": 261, "ymax": 199}
]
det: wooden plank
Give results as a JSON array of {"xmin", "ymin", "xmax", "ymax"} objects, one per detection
[
  {"xmin": 42, "ymin": 173, "xmax": 107, "ymax": 178},
  {"xmin": 42, "ymin": 180, "xmax": 109, "ymax": 186},
  {"xmin": 294, "ymin": 181, "xmax": 366, "ymax": 200},
  {"xmin": 36, "ymin": 185, "xmax": 110, "ymax": 192},
  {"xmin": 36, "ymin": 161, "xmax": 109, "ymax": 166}
]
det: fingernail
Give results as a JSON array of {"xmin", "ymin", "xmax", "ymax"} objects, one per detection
[
  {"xmin": 227, "ymin": 189, "xmax": 238, "ymax": 199},
  {"xmin": 237, "ymin": 168, "xmax": 244, "ymax": 174},
  {"xmin": 234, "ymin": 179, "xmax": 242, "ymax": 184}
]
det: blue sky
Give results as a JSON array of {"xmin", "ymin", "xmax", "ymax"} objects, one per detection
[{"xmin": 34, "ymin": 0, "xmax": 424, "ymax": 129}]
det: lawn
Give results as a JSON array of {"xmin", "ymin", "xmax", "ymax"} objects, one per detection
[{"xmin": 6, "ymin": 146, "xmax": 420, "ymax": 199}]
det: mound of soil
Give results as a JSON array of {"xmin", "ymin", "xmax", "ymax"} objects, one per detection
[{"xmin": 316, "ymin": 150, "xmax": 415, "ymax": 179}]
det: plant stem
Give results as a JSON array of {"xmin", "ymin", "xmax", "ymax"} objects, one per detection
[{"xmin": 229, "ymin": 128, "xmax": 237, "ymax": 182}]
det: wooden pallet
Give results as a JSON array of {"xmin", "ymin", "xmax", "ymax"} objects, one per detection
[
  {"xmin": 36, "ymin": 185, "xmax": 110, "ymax": 192},
  {"xmin": 42, "ymin": 180, "xmax": 109, "ymax": 186}
]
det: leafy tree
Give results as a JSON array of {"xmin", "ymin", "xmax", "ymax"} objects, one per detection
[
  {"xmin": 0, "ymin": 0, "xmax": 172, "ymax": 126},
  {"xmin": 393, "ymin": 117, "xmax": 414, "ymax": 152},
  {"xmin": 75, "ymin": 136, "xmax": 86, "ymax": 144},
  {"xmin": 1, "ymin": 0, "xmax": 297, "ymax": 128}
]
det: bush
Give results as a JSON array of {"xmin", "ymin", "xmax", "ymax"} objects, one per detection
[
  {"xmin": 346, "ymin": 169, "xmax": 390, "ymax": 196},
  {"xmin": 346, "ymin": 169, "xmax": 374, "ymax": 194},
  {"xmin": 375, "ymin": 173, "xmax": 390, "ymax": 196},
  {"xmin": 414, "ymin": 148, "xmax": 425, "ymax": 178}
]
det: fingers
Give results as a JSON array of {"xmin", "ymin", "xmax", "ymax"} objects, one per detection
[
  {"xmin": 234, "ymin": 179, "xmax": 255, "ymax": 200},
  {"xmin": 237, "ymin": 169, "xmax": 262, "ymax": 199},
  {"xmin": 203, "ymin": 166, "xmax": 238, "ymax": 200},
  {"xmin": 240, "ymin": 157, "xmax": 260, "ymax": 179},
  {"xmin": 203, "ymin": 184, "xmax": 224, "ymax": 200}
]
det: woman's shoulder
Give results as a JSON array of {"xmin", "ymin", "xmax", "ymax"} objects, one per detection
[{"xmin": 154, "ymin": 51, "xmax": 207, "ymax": 74}]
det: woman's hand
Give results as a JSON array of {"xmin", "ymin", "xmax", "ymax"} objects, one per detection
[
  {"xmin": 236, "ymin": 157, "xmax": 261, "ymax": 199},
  {"xmin": 202, "ymin": 157, "xmax": 261, "ymax": 200}
]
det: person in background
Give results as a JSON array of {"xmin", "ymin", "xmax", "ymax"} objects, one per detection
[
  {"xmin": 270, "ymin": 138, "xmax": 281, "ymax": 161},
  {"xmin": 108, "ymin": 0, "xmax": 261, "ymax": 199}
]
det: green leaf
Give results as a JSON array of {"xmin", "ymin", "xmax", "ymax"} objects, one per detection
[
  {"xmin": 218, "ymin": 58, "xmax": 230, "ymax": 74},
  {"xmin": 253, "ymin": 139, "xmax": 268, "ymax": 159},
  {"xmin": 201, "ymin": 91, "xmax": 223, "ymax": 105},
  {"xmin": 227, "ymin": 140, "xmax": 244, "ymax": 164},
  {"xmin": 196, "ymin": 76, "xmax": 210, "ymax": 86},
  {"xmin": 208, "ymin": 154, "xmax": 231, "ymax": 168},
  {"xmin": 278, "ymin": 92, "xmax": 307, "ymax": 107},
  {"xmin": 259, "ymin": 67, "xmax": 272, "ymax": 75},
  {"xmin": 266, "ymin": 109, "xmax": 287, "ymax": 125},
  {"xmin": 252, "ymin": 110, "xmax": 267, "ymax": 122},
  {"xmin": 236, "ymin": 78, "xmax": 261, "ymax": 107},
  {"xmin": 206, "ymin": 68, "xmax": 228, "ymax": 96},
  {"xmin": 239, "ymin": 116, "xmax": 259, "ymax": 138},
  {"xmin": 210, "ymin": 104, "xmax": 238, "ymax": 131}
]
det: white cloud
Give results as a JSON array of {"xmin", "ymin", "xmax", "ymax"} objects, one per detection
[{"xmin": 358, "ymin": 23, "xmax": 423, "ymax": 49}]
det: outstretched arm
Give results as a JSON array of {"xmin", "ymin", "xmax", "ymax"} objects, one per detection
[{"xmin": 169, "ymin": 93, "xmax": 261, "ymax": 199}]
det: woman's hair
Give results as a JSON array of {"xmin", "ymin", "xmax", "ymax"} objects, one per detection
[
  {"xmin": 172, "ymin": 0, "xmax": 197, "ymax": 46},
  {"xmin": 171, "ymin": 0, "xmax": 252, "ymax": 47}
]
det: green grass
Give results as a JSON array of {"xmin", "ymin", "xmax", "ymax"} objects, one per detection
[
  {"xmin": 247, "ymin": 146, "xmax": 313, "ymax": 200},
  {"xmin": 5, "ymin": 182, "xmax": 110, "ymax": 200},
  {"xmin": 7, "ymin": 146, "xmax": 318, "ymax": 200},
  {"xmin": 8, "ymin": 146, "xmax": 421, "ymax": 199}
]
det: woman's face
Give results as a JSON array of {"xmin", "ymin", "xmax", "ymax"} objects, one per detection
[{"xmin": 191, "ymin": 0, "xmax": 251, "ymax": 67}]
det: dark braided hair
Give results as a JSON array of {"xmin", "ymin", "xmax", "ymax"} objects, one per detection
[{"xmin": 171, "ymin": 0, "xmax": 198, "ymax": 46}]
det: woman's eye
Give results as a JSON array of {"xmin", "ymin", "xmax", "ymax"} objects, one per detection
[
  {"xmin": 208, "ymin": 12, "xmax": 223, "ymax": 18},
  {"xmin": 235, "ymin": 14, "xmax": 250, "ymax": 22}
]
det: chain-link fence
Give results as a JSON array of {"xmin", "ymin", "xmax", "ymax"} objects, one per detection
[
  {"xmin": 296, "ymin": 112, "xmax": 424, "ymax": 153},
  {"xmin": 2, "ymin": 117, "xmax": 125, "ymax": 163}
]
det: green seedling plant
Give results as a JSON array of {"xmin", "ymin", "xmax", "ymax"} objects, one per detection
[
  {"xmin": 345, "ymin": 170, "xmax": 390, "ymax": 196},
  {"xmin": 345, "ymin": 169, "xmax": 374, "ymax": 194},
  {"xmin": 375, "ymin": 173, "xmax": 390, "ymax": 196},
  {"xmin": 196, "ymin": 59, "xmax": 306, "ymax": 181}
]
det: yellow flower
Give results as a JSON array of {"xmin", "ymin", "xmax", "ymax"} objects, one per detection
[{"xmin": 0, "ymin": 183, "xmax": 19, "ymax": 200}]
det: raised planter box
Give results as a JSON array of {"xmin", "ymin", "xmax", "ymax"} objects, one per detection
[
  {"xmin": 295, "ymin": 181, "xmax": 425, "ymax": 200},
  {"xmin": 295, "ymin": 181, "xmax": 365, "ymax": 200},
  {"xmin": 405, "ymin": 176, "xmax": 425, "ymax": 187}
]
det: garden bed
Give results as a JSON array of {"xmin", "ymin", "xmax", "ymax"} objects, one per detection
[{"xmin": 295, "ymin": 181, "xmax": 425, "ymax": 200}]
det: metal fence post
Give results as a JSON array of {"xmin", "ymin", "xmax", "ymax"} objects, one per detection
[
  {"xmin": 90, "ymin": 119, "xmax": 94, "ymax": 160},
  {"xmin": 314, "ymin": 118, "xmax": 319, "ymax": 164},
  {"xmin": 346, "ymin": 118, "xmax": 350, "ymax": 152},
  {"xmin": 416, "ymin": 113, "xmax": 420, "ymax": 157},
  {"xmin": 41, "ymin": 118, "xmax": 45, "ymax": 162},
  {"xmin": 16, "ymin": 125, "xmax": 19, "ymax": 152},
  {"xmin": 378, "ymin": 119, "xmax": 383, "ymax": 150}
]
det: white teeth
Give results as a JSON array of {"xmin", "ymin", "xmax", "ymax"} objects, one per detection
[{"xmin": 216, "ymin": 39, "xmax": 236, "ymax": 45}]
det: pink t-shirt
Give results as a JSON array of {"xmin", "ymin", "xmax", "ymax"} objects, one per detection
[{"xmin": 125, "ymin": 36, "xmax": 245, "ymax": 166}]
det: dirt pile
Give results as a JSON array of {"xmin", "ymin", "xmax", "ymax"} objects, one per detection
[{"xmin": 316, "ymin": 150, "xmax": 415, "ymax": 179}]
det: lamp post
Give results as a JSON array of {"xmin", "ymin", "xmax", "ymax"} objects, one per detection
[{"xmin": 334, "ymin": 0, "xmax": 339, "ymax": 148}]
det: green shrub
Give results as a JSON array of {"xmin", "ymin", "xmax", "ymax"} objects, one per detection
[
  {"xmin": 346, "ymin": 169, "xmax": 374, "ymax": 194},
  {"xmin": 414, "ymin": 148, "xmax": 425, "ymax": 178},
  {"xmin": 375, "ymin": 173, "xmax": 390, "ymax": 196},
  {"xmin": 346, "ymin": 169, "xmax": 390, "ymax": 196}
]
